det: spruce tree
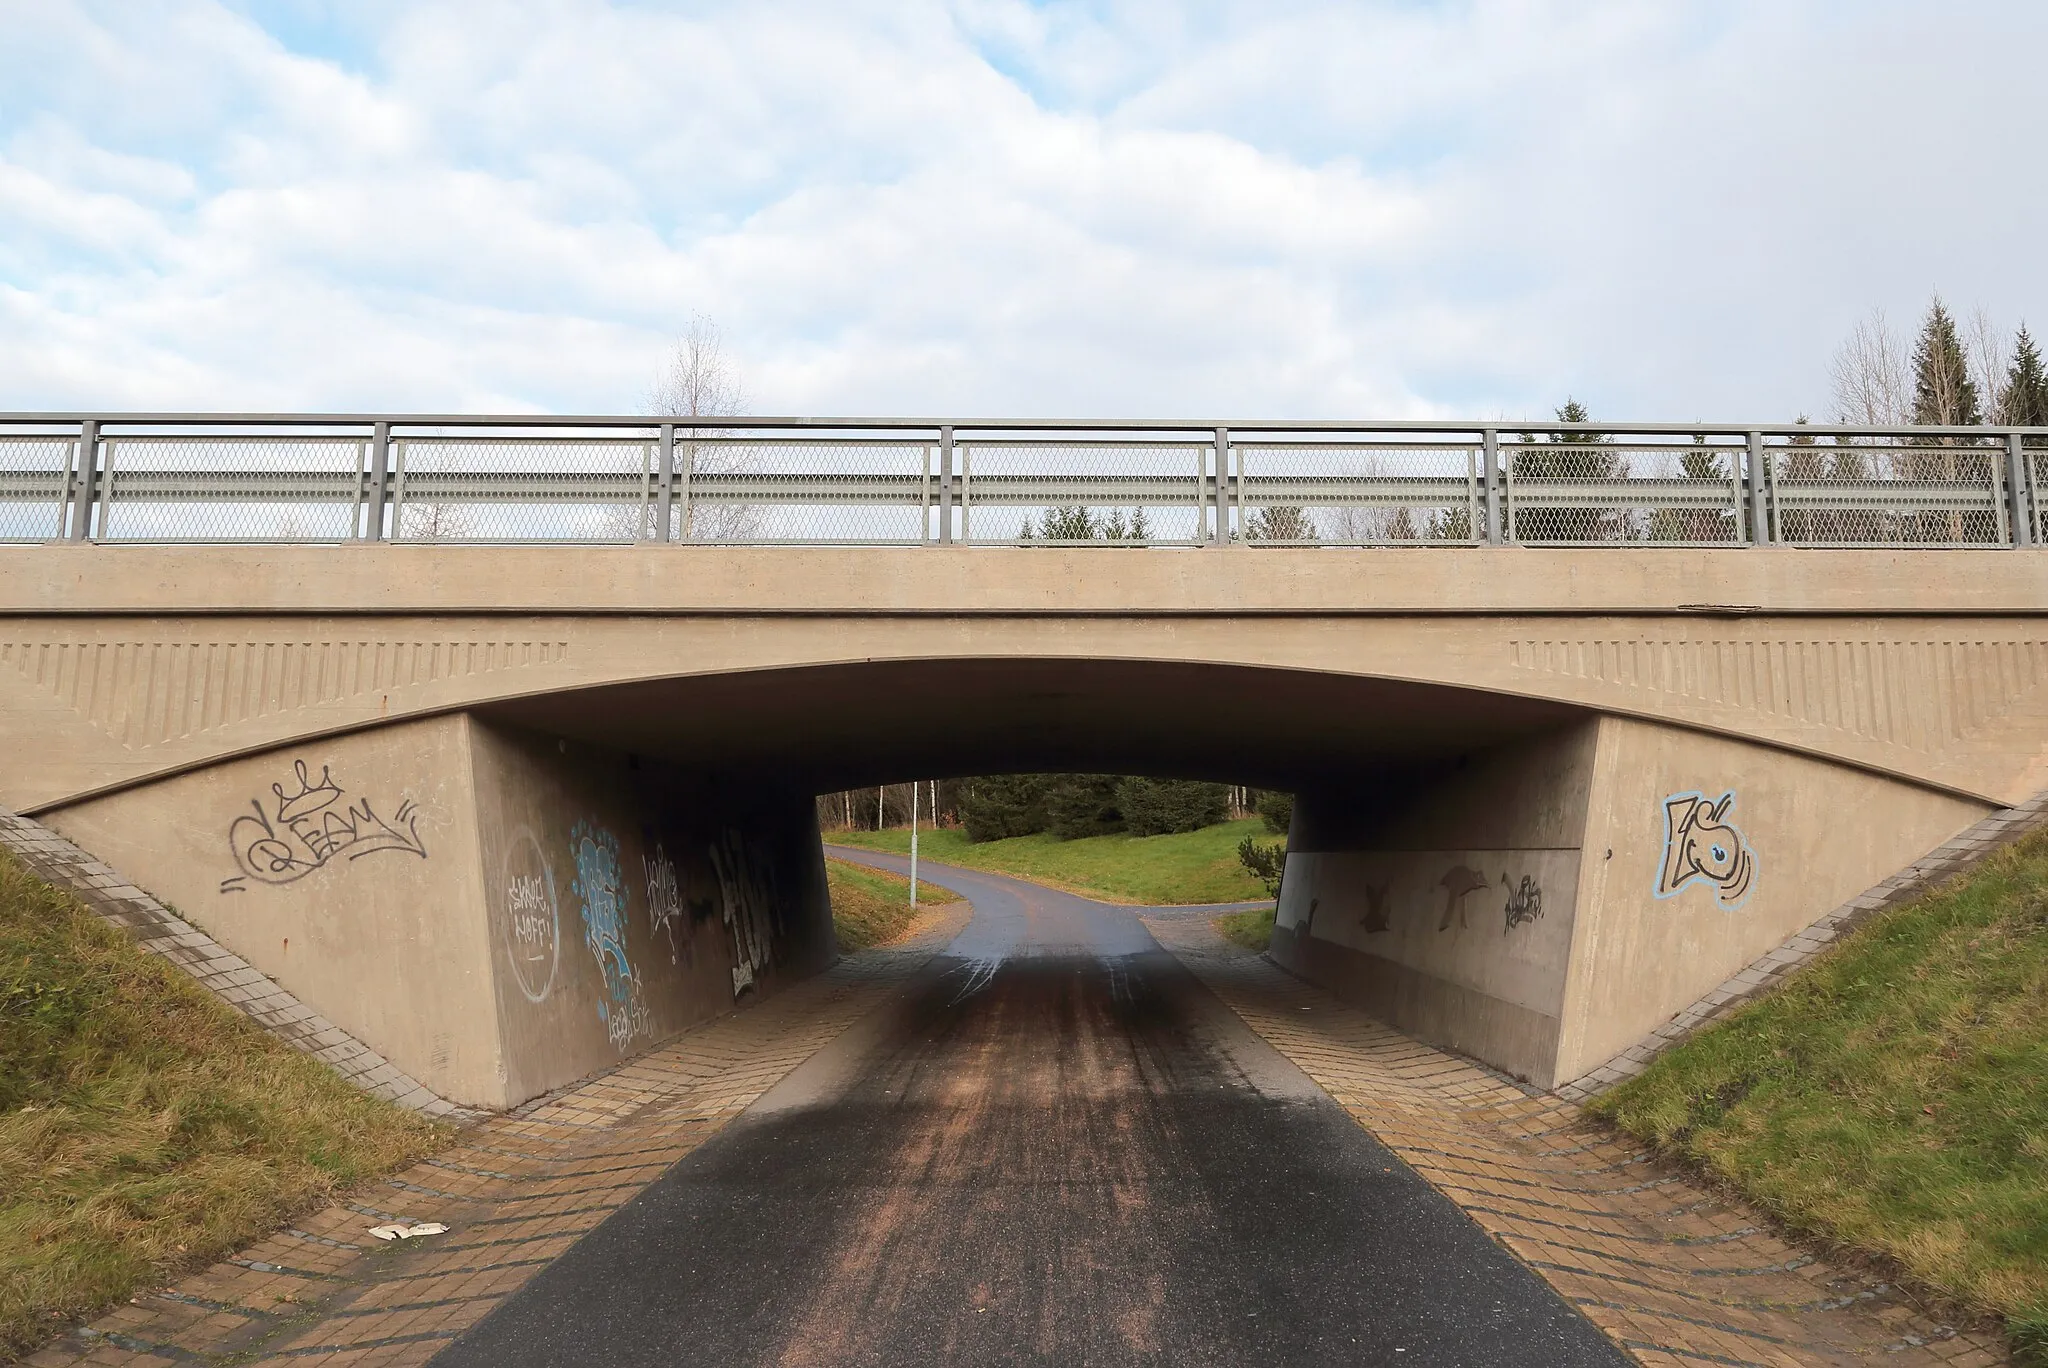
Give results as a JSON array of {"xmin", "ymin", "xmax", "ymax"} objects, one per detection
[
  {"xmin": 2004, "ymin": 326, "xmax": 2048, "ymax": 443},
  {"xmin": 1910, "ymin": 296, "xmax": 1982, "ymax": 427},
  {"xmin": 1514, "ymin": 398, "xmax": 1622, "ymax": 540}
]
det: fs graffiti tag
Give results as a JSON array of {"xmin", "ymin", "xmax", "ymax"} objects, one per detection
[
  {"xmin": 570, "ymin": 820, "xmax": 651, "ymax": 1049},
  {"xmin": 1655, "ymin": 790, "xmax": 1757, "ymax": 911},
  {"xmin": 501, "ymin": 829, "xmax": 561, "ymax": 1004},
  {"xmin": 220, "ymin": 759, "xmax": 426, "ymax": 892}
]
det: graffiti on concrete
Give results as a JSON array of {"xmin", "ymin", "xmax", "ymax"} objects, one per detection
[
  {"xmin": 571, "ymin": 820, "xmax": 650, "ymax": 1048},
  {"xmin": 219, "ymin": 759, "xmax": 426, "ymax": 892},
  {"xmin": 1437, "ymin": 864, "xmax": 1489, "ymax": 931},
  {"xmin": 710, "ymin": 829, "xmax": 779, "ymax": 997},
  {"xmin": 1357, "ymin": 884, "xmax": 1391, "ymax": 934},
  {"xmin": 1655, "ymin": 790, "xmax": 1757, "ymax": 912},
  {"xmin": 643, "ymin": 843, "xmax": 687, "ymax": 967},
  {"xmin": 1501, "ymin": 873, "xmax": 1543, "ymax": 934},
  {"xmin": 501, "ymin": 828, "xmax": 560, "ymax": 1003}
]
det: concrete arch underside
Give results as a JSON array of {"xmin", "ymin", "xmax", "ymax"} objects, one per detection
[{"xmin": 3, "ymin": 545, "xmax": 2041, "ymax": 1107}]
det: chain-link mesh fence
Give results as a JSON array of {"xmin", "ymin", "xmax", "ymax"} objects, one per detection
[
  {"xmin": 0, "ymin": 438, "xmax": 74, "ymax": 543},
  {"xmin": 1768, "ymin": 440, "xmax": 2006, "ymax": 546},
  {"xmin": 2030, "ymin": 450, "xmax": 2048, "ymax": 545},
  {"xmin": 674, "ymin": 440, "xmax": 934, "ymax": 544},
  {"xmin": 1503, "ymin": 441, "xmax": 1746, "ymax": 545},
  {"xmin": 98, "ymin": 438, "xmax": 369, "ymax": 542},
  {"xmin": 959, "ymin": 442, "xmax": 1207, "ymax": 544},
  {"xmin": 1234, "ymin": 443, "xmax": 1481, "ymax": 544},
  {"xmin": 12, "ymin": 420, "xmax": 2047, "ymax": 548},
  {"xmin": 392, "ymin": 438, "xmax": 652, "ymax": 543}
]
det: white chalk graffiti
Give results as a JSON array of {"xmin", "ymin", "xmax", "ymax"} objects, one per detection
[
  {"xmin": 710, "ymin": 829, "xmax": 778, "ymax": 997},
  {"xmin": 644, "ymin": 844, "xmax": 686, "ymax": 966},
  {"xmin": 501, "ymin": 828, "xmax": 561, "ymax": 1003},
  {"xmin": 571, "ymin": 820, "xmax": 651, "ymax": 1048},
  {"xmin": 1655, "ymin": 789, "xmax": 1758, "ymax": 912}
]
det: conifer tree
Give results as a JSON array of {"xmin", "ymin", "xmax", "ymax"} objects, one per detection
[
  {"xmin": 2004, "ymin": 326, "xmax": 2048, "ymax": 443},
  {"xmin": 1911, "ymin": 297, "xmax": 1983, "ymax": 427},
  {"xmin": 1514, "ymin": 398, "xmax": 1622, "ymax": 540}
]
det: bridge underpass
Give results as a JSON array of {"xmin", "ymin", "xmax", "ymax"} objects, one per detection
[
  {"xmin": 4, "ymin": 536, "xmax": 2035, "ymax": 1105},
  {"xmin": 7, "ymin": 415, "xmax": 2046, "ymax": 1363}
]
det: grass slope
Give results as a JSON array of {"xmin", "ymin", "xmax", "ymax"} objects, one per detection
[
  {"xmin": 826, "ymin": 857, "xmax": 959, "ymax": 951},
  {"xmin": 831, "ymin": 817, "xmax": 1273, "ymax": 905},
  {"xmin": 1591, "ymin": 830, "xmax": 2048, "ymax": 1360},
  {"xmin": 0, "ymin": 850, "xmax": 449, "ymax": 1359}
]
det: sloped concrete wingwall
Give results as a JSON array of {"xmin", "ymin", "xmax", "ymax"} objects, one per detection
[
  {"xmin": 1271, "ymin": 716, "xmax": 1990, "ymax": 1089},
  {"xmin": 37, "ymin": 712, "xmax": 836, "ymax": 1109},
  {"xmin": 1552, "ymin": 715, "xmax": 1988, "ymax": 1083}
]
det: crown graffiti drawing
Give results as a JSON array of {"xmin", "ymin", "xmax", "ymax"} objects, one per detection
[{"xmin": 272, "ymin": 760, "xmax": 344, "ymax": 824}]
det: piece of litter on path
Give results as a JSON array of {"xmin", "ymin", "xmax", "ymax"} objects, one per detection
[{"xmin": 368, "ymin": 1222, "xmax": 449, "ymax": 1241}]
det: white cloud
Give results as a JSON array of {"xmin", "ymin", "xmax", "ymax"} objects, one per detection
[{"xmin": 0, "ymin": 0, "xmax": 2043, "ymax": 420}]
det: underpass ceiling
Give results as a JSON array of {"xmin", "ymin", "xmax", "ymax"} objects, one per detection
[{"xmin": 476, "ymin": 658, "xmax": 1588, "ymax": 792}]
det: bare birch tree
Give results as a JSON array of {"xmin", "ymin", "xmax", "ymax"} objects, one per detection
[
  {"xmin": 648, "ymin": 316, "xmax": 761, "ymax": 541},
  {"xmin": 1830, "ymin": 310, "xmax": 1911, "ymax": 426},
  {"xmin": 1967, "ymin": 307, "xmax": 2012, "ymax": 423}
]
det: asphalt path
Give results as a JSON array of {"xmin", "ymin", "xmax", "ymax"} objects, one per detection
[{"xmin": 432, "ymin": 852, "xmax": 1626, "ymax": 1367}]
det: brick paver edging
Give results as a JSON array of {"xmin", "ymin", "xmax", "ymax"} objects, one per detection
[
  {"xmin": 1148, "ymin": 917, "xmax": 2009, "ymax": 1367},
  {"xmin": 0, "ymin": 806, "xmax": 476, "ymax": 1120},
  {"xmin": 1560, "ymin": 786, "xmax": 2048, "ymax": 1101}
]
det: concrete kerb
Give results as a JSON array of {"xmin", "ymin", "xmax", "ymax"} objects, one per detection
[
  {"xmin": 1557, "ymin": 786, "xmax": 2048, "ymax": 1102},
  {"xmin": 0, "ymin": 805, "xmax": 479, "ymax": 1122}
]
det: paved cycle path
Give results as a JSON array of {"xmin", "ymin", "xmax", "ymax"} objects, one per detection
[{"xmin": 431, "ymin": 854, "xmax": 1624, "ymax": 1367}]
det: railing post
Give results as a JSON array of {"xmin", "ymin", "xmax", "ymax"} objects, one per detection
[
  {"xmin": 1213, "ymin": 426, "xmax": 1230, "ymax": 546},
  {"xmin": 1482, "ymin": 429, "xmax": 1502, "ymax": 544},
  {"xmin": 675, "ymin": 425, "xmax": 694, "ymax": 541},
  {"xmin": 655, "ymin": 424, "xmax": 676, "ymax": 543},
  {"xmin": 364, "ymin": 421, "xmax": 390, "ymax": 540},
  {"xmin": 938, "ymin": 426, "xmax": 954, "ymax": 545},
  {"xmin": 66, "ymin": 419, "xmax": 99, "ymax": 541},
  {"xmin": 1746, "ymin": 431, "xmax": 1769, "ymax": 545},
  {"xmin": 2007, "ymin": 432, "xmax": 2031, "ymax": 547}
]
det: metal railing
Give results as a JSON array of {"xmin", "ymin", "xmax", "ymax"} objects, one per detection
[{"xmin": 3, "ymin": 414, "xmax": 2045, "ymax": 548}]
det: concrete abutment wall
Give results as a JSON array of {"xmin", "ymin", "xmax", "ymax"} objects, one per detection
[
  {"xmin": 39, "ymin": 712, "xmax": 836, "ymax": 1109},
  {"xmin": 1269, "ymin": 715, "xmax": 1990, "ymax": 1089}
]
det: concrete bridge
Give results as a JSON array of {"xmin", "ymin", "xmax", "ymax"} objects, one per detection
[{"xmin": 4, "ymin": 414, "xmax": 2046, "ymax": 1112}]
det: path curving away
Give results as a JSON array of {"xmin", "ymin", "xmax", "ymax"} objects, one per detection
[{"xmin": 430, "ymin": 852, "xmax": 1626, "ymax": 1366}]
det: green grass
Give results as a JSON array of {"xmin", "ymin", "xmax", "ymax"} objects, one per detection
[
  {"xmin": 826, "ymin": 857, "xmax": 959, "ymax": 951},
  {"xmin": 1215, "ymin": 904, "xmax": 1277, "ymax": 951},
  {"xmin": 1590, "ymin": 829, "xmax": 2048, "ymax": 1361},
  {"xmin": 830, "ymin": 817, "xmax": 1274, "ymax": 905},
  {"xmin": 0, "ymin": 849, "xmax": 450, "ymax": 1360}
]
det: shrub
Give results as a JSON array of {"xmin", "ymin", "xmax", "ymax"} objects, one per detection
[
  {"xmin": 1236, "ymin": 835, "xmax": 1285, "ymax": 897},
  {"xmin": 1044, "ymin": 774, "xmax": 1124, "ymax": 840},
  {"xmin": 958, "ymin": 775, "xmax": 1052, "ymax": 843},
  {"xmin": 1258, "ymin": 791, "xmax": 1294, "ymax": 836},
  {"xmin": 1116, "ymin": 778, "xmax": 1228, "ymax": 836}
]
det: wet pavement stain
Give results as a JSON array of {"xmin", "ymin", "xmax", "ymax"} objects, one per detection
[{"xmin": 432, "ymin": 860, "xmax": 1625, "ymax": 1367}]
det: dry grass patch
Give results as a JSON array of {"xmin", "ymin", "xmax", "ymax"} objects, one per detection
[
  {"xmin": 1591, "ymin": 829, "xmax": 2048, "ymax": 1362},
  {"xmin": 1214, "ymin": 904, "xmax": 1276, "ymax": 951},
  {"xmin": 827, "ymin": 857, "xmax": 959, "ymax": 951},
  {"xmin": 0, "ymin": 850, "xmax": 448, "ymax": 1359}
]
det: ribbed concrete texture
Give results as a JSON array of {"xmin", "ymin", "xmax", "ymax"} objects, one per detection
[{"xmin": 0, "ymin": 806, "xmax": 470, "ymax": 1119}]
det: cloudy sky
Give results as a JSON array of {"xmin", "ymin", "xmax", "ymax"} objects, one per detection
[{"xmin": 2, "ymin": 0, "xmax": 2042, "ymax": 421}]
